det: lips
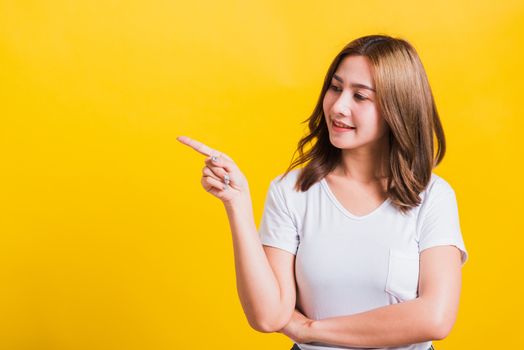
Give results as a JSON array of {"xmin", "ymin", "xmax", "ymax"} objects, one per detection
[{"xmin": 332, "ymin": 120, "xmax": 356, "ymax": 129}]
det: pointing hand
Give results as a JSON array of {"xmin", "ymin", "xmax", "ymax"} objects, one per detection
[{"xmin": 177, "ymin": 136, "xmax": 250, "ymax": 206}]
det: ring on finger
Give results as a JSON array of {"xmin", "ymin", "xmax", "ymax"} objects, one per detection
[{"xmin": 224, "ymin": 173, "xmax": 230, "ymax": 185}]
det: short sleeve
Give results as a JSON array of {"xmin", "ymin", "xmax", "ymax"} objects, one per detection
[
  {"xmin": 258, "ymin": 179, "xmax": 300, "ymax": 255},
  {"xmin": 417, "ymin": 180, "xmax": 469, "ymax": 266}
]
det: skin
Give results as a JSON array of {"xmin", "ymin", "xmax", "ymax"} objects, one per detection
[
  {"xmin": 175, "ymin": 135, "xmax": 249, "ymax": 207},
  {"xmin": 178, "ymin": 56, "xmax": 464, "ymax": 346},
  {"xmin": 324, "ymin": 55, "xmax": 391, "ymax": 184},
  {"xmin": 279, "ymin": 246, "xmax": 463, "ymax": 347},
  {"xmin": 322, "ymin": 55, "xmax": 392, "ymax": 217},
  {"xmin": 177, "ymin": 136, "xmax": 298, "ymax": 333},
  {"xmin": 278, "ymin": 55, "xmax": 464, "ymax": 347}
]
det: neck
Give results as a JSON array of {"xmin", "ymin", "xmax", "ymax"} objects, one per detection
[{"xmin": 336, "ymin": 133, "xmax": 390, "ymax": 184}]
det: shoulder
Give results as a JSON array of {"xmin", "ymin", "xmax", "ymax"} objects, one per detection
[
  {"xmin": 416, "ymin": 173, "xmax": 460, "ymax": 218},
  {"xmin": 421, "ymin": 173, "xmax": 457, "ymax": 200},
  {"xmin": 266, "ymin": 168, "xmax": 310, "ymax": 213},
  {"xmin": 269, "ymin": 168, "xmax": 303, "ymax": 193}
]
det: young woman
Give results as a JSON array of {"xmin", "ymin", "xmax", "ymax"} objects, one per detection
[{"xmin": 177, "ymin": 34, "xmax": 468, "ymax": 350}]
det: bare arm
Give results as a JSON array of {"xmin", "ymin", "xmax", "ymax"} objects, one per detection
[
  {"xmin": 306, "ymin": 297, "xmax": 435, "ymax": 348},
  {"xmin": 296, "ymin": 245, "xmax": 462, "ymax": 348},
  {"xmin": 224, "ymin": 197, "xmax": 297, "ymax": 332},
  {"xmin": 177, "ymin": 135, "xmax": 297, "ymax": 333}
]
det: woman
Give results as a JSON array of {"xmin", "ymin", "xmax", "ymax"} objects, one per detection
[{"xmin": 177, "ymin": 34, "xmax": 468, "ymax": 350}]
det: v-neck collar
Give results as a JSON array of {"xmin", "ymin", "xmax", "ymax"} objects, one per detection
[{"xmin": 320, "ymin": 177, "xmax": 391, "ymax": 220}]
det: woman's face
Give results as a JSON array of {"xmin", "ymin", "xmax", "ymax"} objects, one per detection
[{"xmin": 323, "ymin": 55, "xmax": 390, "ymax": 151}]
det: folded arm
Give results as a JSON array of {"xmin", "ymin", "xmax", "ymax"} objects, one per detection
[
  {"xmin": 289, "ymin": 245, "xmax": 463, "ymax": 348},
  {"xmin": 307, "ymin": 296, "xmax": 437, "ymax": 348}
]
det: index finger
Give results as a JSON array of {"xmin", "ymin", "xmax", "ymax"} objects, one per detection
[
  {"xmin": 177, "ymin": 136, "xmax": 216, "ymax": 156},
  {"xmin": 176, "ymin": 136, "xmax": 230, "ymax": 159},
  {"xmin": 176, "ymin": 135, "xmax": 219, "ymax": 157}
]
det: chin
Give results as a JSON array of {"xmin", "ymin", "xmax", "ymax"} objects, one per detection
[{"xmin": 329, "ymin": 138, "xmax": 359, "ymax": 150}]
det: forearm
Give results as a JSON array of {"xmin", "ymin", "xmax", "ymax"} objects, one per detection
[
  {"xmin": 306, "ymin": 298, "xmax": 441, "ymax": 348},
  {"xmin": 224, "ymin": 196, "xmax": 286, "ymax": 332}
]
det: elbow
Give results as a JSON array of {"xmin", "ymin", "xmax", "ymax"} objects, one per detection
[
  {"xmin": 246, "ymin": 314, "xmax": 290, "ymax": 333},
  {"xmin": 424, "ymin": 297, "xmax": 458, "ymax": 341},
  {"xmin": 248, "ymin": 319, "xmax": 280, "ymax": 333},
  {"xmin": 430, "ymin": 315, "xmax": 455, "ymax": 340},
  {"xmin": 243, "ymin": 301, "xmax": 295, "ymax": 333}
]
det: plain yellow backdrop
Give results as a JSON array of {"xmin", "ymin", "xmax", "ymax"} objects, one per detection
[{"xmin": 1, "ymin": 0, "xmax": 523, "ymax": 349}]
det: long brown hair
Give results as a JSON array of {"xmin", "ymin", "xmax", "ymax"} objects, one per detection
[{"xmin": 278, "ymin": 34, "xmax": 446, "ymax": 215}]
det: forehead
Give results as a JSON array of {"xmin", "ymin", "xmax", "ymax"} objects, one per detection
[{"xmin": 333, "ymin": 55, "xmax": 374, "ymax": 87}]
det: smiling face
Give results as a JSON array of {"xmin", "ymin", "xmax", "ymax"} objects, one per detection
[{"xmin": 323, "ymin": 55, "xmax": 390, "ymax": 151}]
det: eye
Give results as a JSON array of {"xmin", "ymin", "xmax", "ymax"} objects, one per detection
[
  {"xmin": 354, "ymin": 93, "xmax": 367, "ymax": 101},
  {"xmin": 329, "ymin": 85, "xmax": 367, "ymax": 101},
  {"xmin": 329, "ymin": 84, "xmax": 341, "ymax": 92}
]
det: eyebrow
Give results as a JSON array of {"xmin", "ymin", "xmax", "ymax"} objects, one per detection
[{"xmin": 332, "ymin": 74, "xmax": 376, "ymax": 92}]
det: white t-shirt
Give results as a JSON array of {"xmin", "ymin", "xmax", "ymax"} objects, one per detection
[{"xmin": 257, "ymin": 169, "xmax": 468, "ymax": 350}]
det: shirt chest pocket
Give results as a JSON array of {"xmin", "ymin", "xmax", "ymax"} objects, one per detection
[{"xmin": 385, "ymin": 248, "xmax": 420, "ymax": 302}]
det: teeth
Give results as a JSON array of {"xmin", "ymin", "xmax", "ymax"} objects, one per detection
[{"xmin": 334, "ymin": 121, "xmax": 354, "ymax": 129}]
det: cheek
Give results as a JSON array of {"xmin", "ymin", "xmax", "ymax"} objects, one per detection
[
  {"xmin": 322, "ymin": 97, "xmax": 329, "ymax": 115},
  {"xmin": 365, "ymin": 106, "xmax": 381, "ymax": 125},
  {"xmin": 323, "ymin": 93, "xmax": 335, "ymax": 113}
]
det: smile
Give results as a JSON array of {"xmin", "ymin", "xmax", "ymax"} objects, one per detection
[{"xmin": 332, "ymin": 121, "xmax": 356, "ymax": 132}]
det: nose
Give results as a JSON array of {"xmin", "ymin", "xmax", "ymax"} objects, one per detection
[{"xmin": 332, "ymin": 90, "xmax": 353, "ymax": 117}]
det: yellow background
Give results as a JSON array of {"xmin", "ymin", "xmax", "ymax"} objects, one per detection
[{"xmin": 1, "ymin": 0, "xmax": 523, "ymax": 349}]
